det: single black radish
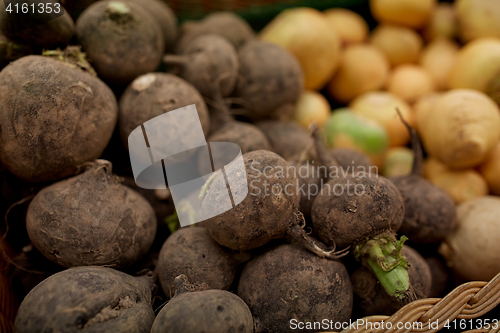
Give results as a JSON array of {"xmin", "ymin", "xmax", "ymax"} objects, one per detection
[
  {"xmin": 164, "ymin": 34, "xmax": 239, "ymax": 97},
  {"xmin": 15, "ymin": 266, "xmax": 155, "ymax": 333},
  {"xmin": 351, "ymin": 245, "xmax": 432, "ymax": 316},
  {"xmin": 151, "ymin": 275, "xmax": 253, "ymax": 333},
  {"xmin": 390, "ymin": 110, "xmax": 456, "ymax": 243},
  {"xmin": 311, "ymin": 159, "xmax": 412, "ymax": 300},
  {"xmin": 156, "ymin": 227, "xmax": 247, "ymax": 298},
  {"xmin": 238, "ymin": 243, "xmax": 353, "ymax": 333},
  {"xmin": 202, "ymin": 149, "xmax": 347, "ymax": 259}
]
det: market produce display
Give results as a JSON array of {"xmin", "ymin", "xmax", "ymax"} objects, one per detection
[{"xmin": 1, "ymin": 0, "xmax": 500, "ymax": 332}]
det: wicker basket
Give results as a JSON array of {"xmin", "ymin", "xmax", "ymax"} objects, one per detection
[{"xmin": 322, "ymin": 272, "xmax": 500, "ymax": 333}]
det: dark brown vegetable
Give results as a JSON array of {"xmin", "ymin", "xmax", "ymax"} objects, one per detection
[
  {"xmin": 0, "ymin": 51, "xmax": 118, "ymax": 183},
  {"xmin": 0, "ymin": 34, "xmax": 32, "ymax": 70},
  {"xmin": 164, "ymin": 34, "xmax": 238, "ymax": 97},
  {"xmin": 207, "ymin": 121, "xmax": 271, "ymax": 157},
  {"xmin": 202, "ymin": 150, "xmax": 300, "ymax": 251},
  {"xmin": 311, "ymin": 170, "xmax": 412, "ymax": 300},
  {"xmin": 14, "ymin": 266, "xmax": 155, "ymax": 333},
  {"xmin": 26, "ymin": 160, "xmax": 157, "ymax": 268},
  {"xmin": 119, "ymin": 73, "xmax": 210, "ymax": 146},
  {"xmin": 255, "ymin": 122, "xmax": 340, "ymax": 216},
  {"xmin": 238, "ymin": 243, "xmax": 353, "ymax": 333},
  {"xmin": 201, "ymin": 150, "xmax": 341, "ymax": 259},
  {"xmin": 123, "ymin": 0, "xmax": 177, "ymax": 51},
  {"xmin": 76, "ymin": 1, "xmax": 164, "ymax": 84},
  {"xmin": 311, "ymin": 174, "xmax": 404, "ymax": 249},
  {"xmin": 0, "ymin": 0, "xmax": 74, "ymax": 48},
  {"xmin": 121, "ymin": 176, "xmax": 175, "ymax": 251},
  {"xmin": 62, "ymin": 0, "xmax": 99, "ymax": 20},
  {"xmin": 390, "ymin": 113, "xmax": 456, "ymax": 243},
  {"xmin": 235, "ymin": 40, "xmax": 304, "ymax": 120},
  {"xmin": 331, "ymin": 148, "xmax": 374, "ymax": 172},
  {"xmin": 256, "ymin": 120, "xmax": 314, "ymax": 161},
  {"xmin": 176, "ymin": 11, "xmax": 254, "ymax": 52},
  {"xmin": 151, "ymin": 275, "xmax": 253, "ymax": 333},
  {"xmin": 197, "ymin": 83, "xmax": 271, "ymax": 173},
  {"xmin": 425, "ymin": 256, "xmax": 450, "ymax": 298},
  {"xmin": 156, "ymin": 227, "xmax": 244, "ymax": 298},
  {"xmin": 352, "ymin": 245, "xmax": 432, "ymax": 316}
]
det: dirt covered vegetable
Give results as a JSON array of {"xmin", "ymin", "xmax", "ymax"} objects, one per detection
[
  {"xmin": 26, "ymin": 160, "xmax": 157, "ymax": 268},
  {"xmin": 15, "ymin": 266, "xmax": 155, "ymax": 333},
  {"xmin": 0, "ymin": 0, "xmax": 75, "ymax": 48},
  {"xmin": 76, "ymin": 1, "xmax": 164, "ymax": 84},
  {"xmin": 122, "ymin": 0, "xmax": 178, "ymax": 51},
  {"xmin": 0, "ymin": 33, "xmax": 32, "ymax": 70},
  {"xmin": 352, "ymin": 245, "xmax": 432, "ymax": 316},
  {"xmin": 156, "ymin": 227, "xmax": 244, "ymax": 298},
  {"xmin": 256, "ymin": 120, "xmax": 314, "ymax": 161},
  {"xmin": 311, "ymin": 168, "xmax": 413, "ymax": 301},
  {"xmin": 164, "ymin": 34, "xmax": 239, "ymax": 97},
  {"xmin": 198, "ymin": 83, "xmax": 271, "ymax": 173},
  {"xmin": 390, "ymin": 113, "xmax": 456, "ymax": 244},
  {"xmin": 202, "ymin": 150, "xmax": 342, "ymax": 259},
  {"xmin": 234, "ymin": 40, "xmax": 304, "ymax": 120},
  {"xmin": 151, "ymin": 275, "xmax": 253, "ymax": 333},
  {"xmin": 176, "ymin": 12, "xmax": 254, "ymax": 51},
  {"xmin": 119, "ymin": 72, "xmax": 210, "ymax": 145},
  {"xmin": 331, "ymin": 148, "xmax": 374, "ymax": 172},
  {"xmin": 0, "ymin": 50, "xmax": 118, "ymax": 183},
  {"xmin": 238, "ymin": 243, "xmax": 353, "ymax": 333}
]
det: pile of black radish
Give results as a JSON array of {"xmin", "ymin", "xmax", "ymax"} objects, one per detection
[{"xmin": 1, "ymin": 2, "xmax": 466, "ymax": 333}]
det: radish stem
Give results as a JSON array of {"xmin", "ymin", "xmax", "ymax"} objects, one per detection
[{"xmin": 354, "ymin": 233, "xmax": 410, "ymax": 299}]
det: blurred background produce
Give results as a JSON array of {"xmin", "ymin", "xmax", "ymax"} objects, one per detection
[{"xmin": 1, "ymin": 0, "xmax": 500, "ymax": 332}]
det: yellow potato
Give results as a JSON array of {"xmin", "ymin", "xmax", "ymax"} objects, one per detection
[
  {"xmin": 382, "ymin": 147, "xmax": 413, "ymax": 178},
  {"xmin": 413, "ymin": 93, "xmax": 441, "ymax": 133},
  {"xmin": 448, "ymin": 38, "xmax": 500, "ymax": 105},
  {"xmin": 370, "ymin": 0, "xmax": 436, "ymax": 29},
  {"xmin": 431, "ymin": 170, "xmax": 489, "ymax": 205},
  {"xmin": 260, "ymin": 7, "xmax": 341, "ymax": 90},
  {"xmin": 419, "ymin": 89, "xmax": 500, "ymax": 169},
  {"xmin": 371, "ymin": 24, "xmax": 423, "ymax": 66},
  {"xmin": 424, "ymin": 158, "xmax": 488, "ymax": 204},
  {"xmin": 327, "ymin": 44, "xmax": 390, "ymax": 103},
  {"xmin": 455, "ymin": 0, "xmax": 500, "ymax": 42},
  {"xmin": 423, "ymin": 157, "xmax": 448, "ymax": 180},
  {"xmin": 386, "ymin": 64, "xmax": 436, "ymax": 104},
  {"xmin": 419, "ymin": 38, "xmax": 459, "ymax": 90},
  {"xmin": 423, "ymin": 3, "xmax": 458, "ymax": 41},
  {"xmin": 293, "ymin": 90, "xmax": 331, "ymax": 129},
  {"xmin": 324, "ymin": 8, "xmax": 369, "ymax": 46}
]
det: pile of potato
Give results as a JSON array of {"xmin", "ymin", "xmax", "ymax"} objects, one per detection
[{"xmin": 1, "ymin": 0, "xmax": 500, "ymax": 332}]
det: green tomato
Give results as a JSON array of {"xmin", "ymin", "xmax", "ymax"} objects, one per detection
[{"xmin": 322, "ymin": 108, "xmax": 389, "ymax": 166}]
